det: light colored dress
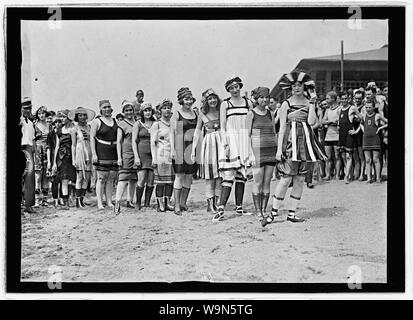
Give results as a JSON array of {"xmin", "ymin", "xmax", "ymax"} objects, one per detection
[
  {"xmin": 150, "ymin": 119, "xmax": 175, "ymax": 184},
  {"xmin": 218, "ymin": 97, "xmax": 254, "ymax": 177},
  {"xmin": 199, "ymin": 112, "xmax": 221, "ymax": 180},
  {"xmin": 74, "ymin": 124, "xmax": 92, "ymax": 176}
]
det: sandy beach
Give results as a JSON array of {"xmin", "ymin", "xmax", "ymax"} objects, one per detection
[{"xmin": 21, "ymin": 177, "xmax": 386, "ymax": 284}]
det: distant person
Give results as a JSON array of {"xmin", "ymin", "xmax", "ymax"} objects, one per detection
[
  {"xmin": 52, "ymin": 110, "xmax": 76, "ymax": 210},
  {"xmin": 361, "ymin": 101, "xmax": 387, "ymax": 183},
  {"xmin": 337, "ymin": 92, "xmax": 358, "ymax": 183},
  {"xmin": 316, "ymin": 98, "xmax": 328, "ymax": 179},
  {"xmin": 115, "ymin": 113, "xmax": 124, "ymax": 123},
  {"xmin": 322, "ymin": 91, "xmax": 341, "ymax": 180},
  {"xmin": 20, "ymin": 97, "xmax": 37, "ymax": 214},
  {"xmin": 365, "ymin": 84, "xmax": 385, "ymax": 118},
  {"xmin": 33, "ymin": 106, "xmax": 51, "ymax": 207},
  {"xmin": 47, "ymin": 117, "xmax": 63, "ymax": 207},
  {"xmin": 133, "ymin": 89, "xmax": 145, "ymax": 120},
  {"xmin": 351, "ymin": 89, "xmax": 366, "ymax": 181}
]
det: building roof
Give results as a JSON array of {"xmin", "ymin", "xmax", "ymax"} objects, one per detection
[
  {"xmin": 270, "ymin": 45, "xmax": 388, "ymax": 99},
  {"xmin": 306, "ymin": 44, "xmax": 388, "ymax": 62}
]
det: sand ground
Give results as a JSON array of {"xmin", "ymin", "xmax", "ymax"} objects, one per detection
[{"xmin": 21, "ymin": 177, "xmax": 386, "ymax": 283}]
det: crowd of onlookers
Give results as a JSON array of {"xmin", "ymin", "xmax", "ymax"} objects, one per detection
[{"xmin": 267, "ymin": 81, "xmax": 388, "ymax": 188}]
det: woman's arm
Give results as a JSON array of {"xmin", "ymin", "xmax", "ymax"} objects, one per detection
[
  {"xmin": 276, "ymin": 101, "xmax": 289, "ymax": 159},
  {"xmin": 308, "ymin": 100, "xmax": 318, "ymax": 127},
  {"xmin": 53, "ymin": 135, "xmax": 60, "ymax": 168},
  {"xmin": 116, "ymin": 127, "xmax": 123, "ymax": 166},
  {"xmin": 170, "ymin": 112, "xmax": 177, "ymax": 159},
  {"xmin": 191, "ymin": 115, "xmax": 203, "ymax": 158},
  {"xmin": 132, "ymin": 122, "xmax": 140, "ymax": 165},
  {"xmin": 246, "ymin": 110, "xmax": 254, "ymax": 137},
  {"xmin": 90, "ymin": 119, "xmax": 99, "ymax": 163},
  {"xmin": 219, "ymin": 101, "xmax": 227, "ymax": 146},
  {"xmin": 149, "ymin": 122, "xmax": 158, "ymax": 165},
  {"xmin": 71, "ymin": 128, "xmax": 77, "ymax": 166},
  {"xmin": 321, "ymin": 108, "xmax": 330, "ymax": 125}
]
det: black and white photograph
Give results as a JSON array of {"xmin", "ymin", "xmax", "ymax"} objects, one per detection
[{"xmin": 4, "ymin": 3, "xmax": 406, "ymax": 295}]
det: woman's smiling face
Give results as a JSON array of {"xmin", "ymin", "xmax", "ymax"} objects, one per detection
[
  {"xmin": 123, "ymin": 105, "xmax": 134, "ymax": 119},
  {"xmin": 207, "ymin": 95, "xmax": 218, "ymax": 108}
]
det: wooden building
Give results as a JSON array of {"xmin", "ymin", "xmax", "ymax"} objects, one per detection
[{"xmin": 270, "ymin": 45, "xmax": 388, "ymax": 101}]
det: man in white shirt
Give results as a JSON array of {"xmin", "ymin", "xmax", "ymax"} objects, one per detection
[{"xmin": 20, "ymin": 97, "xmax": 36, "ymax": 213}]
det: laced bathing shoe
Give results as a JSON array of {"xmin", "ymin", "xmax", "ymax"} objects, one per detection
[
  {"xmin": 287, "ymin": 211, "xmax": 305, "ymax": 223},
  {"xmin": 114, "ymin": 201, "xmax": 121, "ymax": 215},
  {"xmin": 212, "ymin": 208, "xmax": 224, "ymax": 222}
]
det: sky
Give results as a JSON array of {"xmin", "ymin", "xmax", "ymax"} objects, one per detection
[{"xmin": 22, "ymin": 19, "xmax": 388, "ymax": 114}]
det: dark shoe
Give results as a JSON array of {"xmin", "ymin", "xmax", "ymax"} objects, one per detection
[
  {"xmin": 143, "ymin": 186, "xmax": 154, "ymax": 207},
  {"xmin": 235, "ymin": 206, "xmax": 252, "ymax": 216},
  {"xmin": 180, "ymin": 187, "xmax": 190, "ymax": 211},
  {"xmin": 287, "ymin": 215, "xmax": 305, "ymax": 223},
  {"xmin": 126, "ymin": 201, "xmax": 135, "ymax": 208},
  {"xmin": 79, "ymin": 196, "xmax": 86, "ymax": 207},
  {"xmin": 261, "ymin": 209, "xmax": 278, "ymax": 227},
  {"xmin": 24, "ymin": 206, "xmax": 36, "ymax": 214},
  {"xmin": 207, "ymin": 197, "xmax": 216, "ymax": 213},
  {"xmin": 61, "ymin": 199, "xmax": 70, "ymax": 210},
  {"xmin": 157, "ymin": 197, "xmax": 166, "ymax": 212},
  {"xmin": 164, "ymin": 197, "xmax": 174, "ymax": 211},
  {"xmin": 114, "ymin": 201, "xmax": 121, "ymax": 215},
  {"xmin": 212, "ymin": 207, "xmax": 224, "ymax": 221},
  {"xmin": 76, "ymin": 198, "xmax": 81, "ymax": 208},
  {"xmin": 41, "ymin": 198, "xmax": 49, "ymax": 207},
  {"xmin": 307, "ymin": 182, "xmax": 314, "ymax": 189}
]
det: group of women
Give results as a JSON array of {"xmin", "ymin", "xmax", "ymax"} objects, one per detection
[{"xmin": 33, "ymin": 71, "xmax": 377, "ymax": 227}]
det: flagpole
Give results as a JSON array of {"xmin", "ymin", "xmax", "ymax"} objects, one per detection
[
  {"xmin": 340, "ymin": 40, "xmax": 344, "ymax": 92},
  {"xmin": 21, "ymin": 21, "xmax": 32, "ymax": 99}
]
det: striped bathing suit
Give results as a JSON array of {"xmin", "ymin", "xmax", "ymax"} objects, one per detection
[
  {"xmin": 277, "ymin": 100, "xmax": 327, "ymax": 176},
  {"xmin": 250, "ymin": 109, "xmax": 277, "ymax": 167},
  {"xmin": 199, "ymin": 113, "xmax": 222, "ymax": 180}
]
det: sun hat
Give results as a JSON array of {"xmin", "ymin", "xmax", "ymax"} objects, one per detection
[{"xmin": 68, "ymin": 107, "xmax": 96, "ymax": 121}]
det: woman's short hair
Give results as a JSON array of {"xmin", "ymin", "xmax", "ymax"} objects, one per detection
[
  {"xmin": 139, "ymin": 108, "xmax": 157, "ymax": 122},
  {"xmin": 201, "ymin": 94, "xmax": 221, "ymax": 116},
  {"xmin": 326, "ymin": 91, "xmax": 337, "ymax": 101},
  {"xmin": 365, "ymin": 86, "xmax": 377, "ymax": 94}
]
